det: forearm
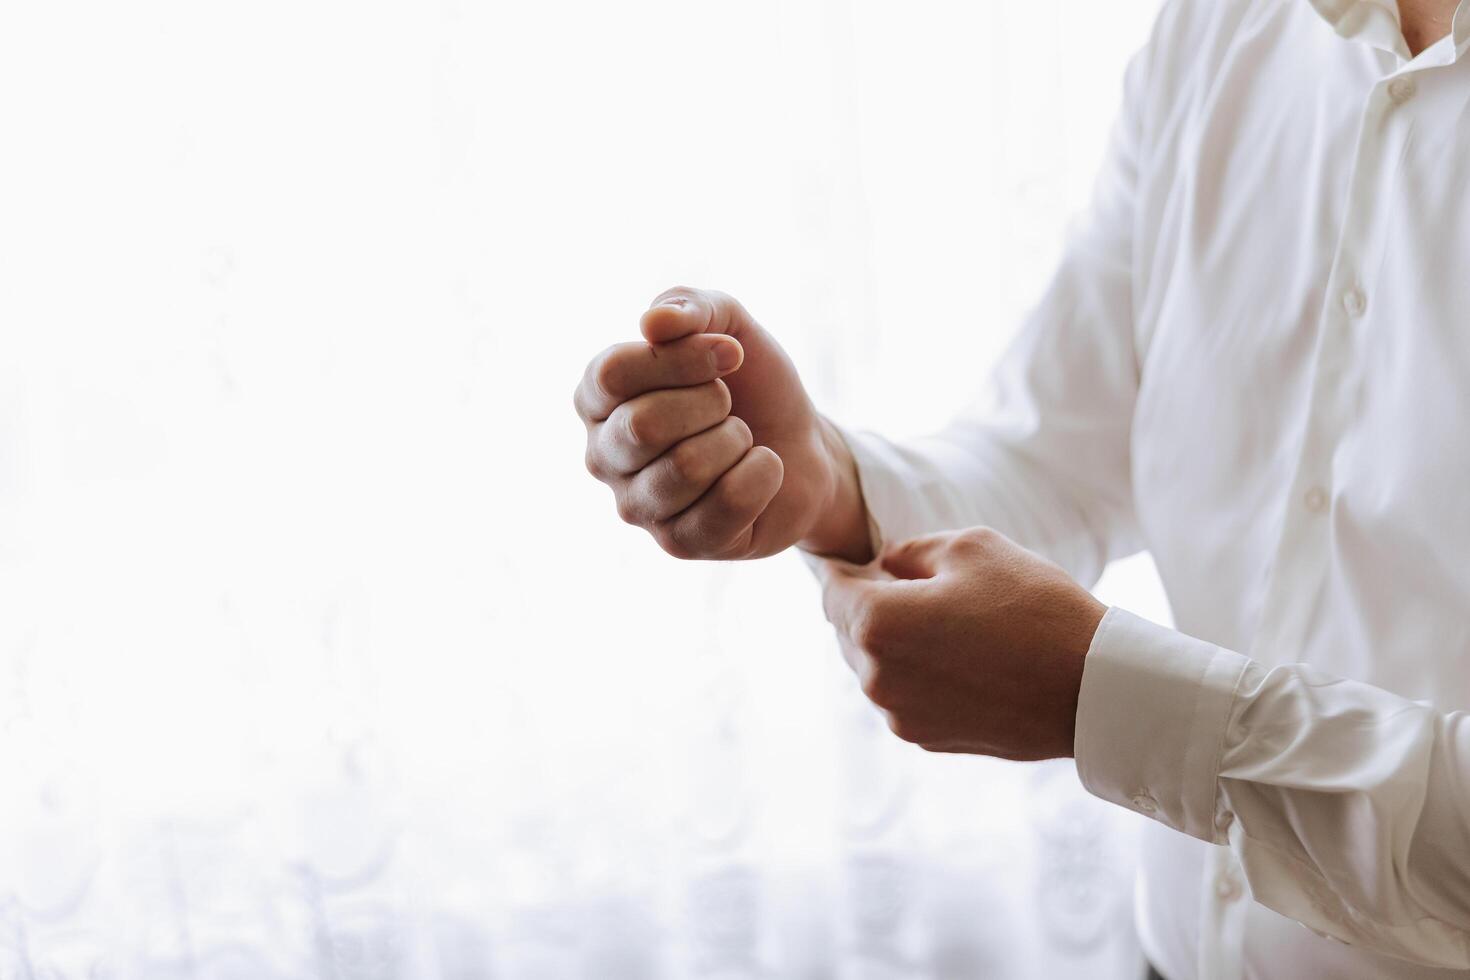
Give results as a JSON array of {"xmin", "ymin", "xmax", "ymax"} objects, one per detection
[
  {"xmin": 807, "ymin": 416, "xmax": 1139, "ymax": 588},
  {"xmin": 1076, "ymin": 608, "xmax": 1470, "ymax": 967}
]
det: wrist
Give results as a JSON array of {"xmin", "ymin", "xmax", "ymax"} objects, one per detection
[
  {"xmin": 1054, "ymin": 596, "xmax": 1107, "ymax": 759},
  {"xmin": 798, "ymin": 417, "xmax": 875, "ymax": 564}
]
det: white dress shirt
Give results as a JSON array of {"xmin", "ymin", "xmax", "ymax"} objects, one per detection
[{"xmin": 833, "ymin": 0, "xmax": 1470, "ymax": 976}]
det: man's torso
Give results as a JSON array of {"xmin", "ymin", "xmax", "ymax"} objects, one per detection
[{"xmin": 1122, "ymin": 0, "xmax": 1470, "ymax": 975}]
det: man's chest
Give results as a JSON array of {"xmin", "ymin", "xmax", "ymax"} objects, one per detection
[
  {"xmin": 1399, "ymin": 0, "xmax": 1463, "ymax": 55},
  {"xmin": 1123, "ymin": 4, "xmax": 1470, "ymax": 656}
]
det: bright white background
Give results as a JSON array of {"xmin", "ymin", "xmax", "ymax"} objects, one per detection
[{"xmin": 0, "ymin": 1, "xmax": 1171, "ymax": 977}]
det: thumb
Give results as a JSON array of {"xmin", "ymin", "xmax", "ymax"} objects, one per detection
[
  {"xmin": 880, "ymin": 531, "xmax": 965, "ymax": 581},
  {"xmin": 640, "ymin": 286, "xmax": 744, "ymax": 345}
]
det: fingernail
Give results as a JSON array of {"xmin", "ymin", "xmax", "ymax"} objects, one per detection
[
  {"xmin": 712, "ymin": 340, "xmax": 740, "ymax": 372},
  {"xmin": 659, "ymin": 296, "xmax": 688, "ymax": 309}
]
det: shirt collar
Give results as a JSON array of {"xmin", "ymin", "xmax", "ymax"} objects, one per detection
[{"xmin": 1307, "ymin": 0, "xmax": 1470, "ymax": 63}]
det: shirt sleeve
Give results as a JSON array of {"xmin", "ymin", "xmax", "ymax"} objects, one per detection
[
  {"xmin": 1074, "ymin": 607, "xmax": 1470, "ymax": 968},
  {"xmin": 830, "ymin": 28, "xmax": 1159, "ymax": 588}
]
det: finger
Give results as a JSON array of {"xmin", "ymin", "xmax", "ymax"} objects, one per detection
[
  {"xmin": 640, "ymin": 287, "xmax": 746, "ymax": 345},
  {"xmin": 880, "ymin": 530, "xmax": 964, "ymax": 581},
  {"xmin": 623, "ymin": 416, "xmax": 753, "ymax": 523},
  {"xmin": 835, "ymin": 633, "xmax": 874, "ymax": 686},
  {"xmin": 598, "ymin": 380, "xmax": 732, "ymax": 474},
  {"xmin": 813, "ymin": 558, "xmax": 886, "ymax": 640},
  {"xmin": 656, "ymin": 445, "xmax": 783, "ymax": 559},
  {"xmin": 575, "ymin": 334, "xmax": 744, "ymax": 422}
]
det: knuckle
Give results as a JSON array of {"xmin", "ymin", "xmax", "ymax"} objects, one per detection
[
  {"xmin": 885, "ymin": 711, "xmax": 921, "ymax": 744},
  {"xmin": 654, "ymin": 524, "xmax": 699, "ymax": 561},
  {"xmin": 622, "ymin": 405, "xmax": 654, "ymax": 446},
  {"xmin": 710, "ymin": 378, "xmax": 732, "ymax": 416},
  {"xmin": 667, "ymin": 440, "xmax": 703, "ymax": 484},
  {"xmin": 853, "ymin": 603, "xmax": 893, "ymax": 654},
  {"xmin": 886, "ymin": 539, "xmax": 917, "ymax": 564},
  {"xmin": 614, "ymin": 493, "xmax": 644, "ymax": 527},
  {"xmin": 727, "ymin": 414, "xmax": 753, "ymax": 449},
  {"xmin": 706, "ymin": 288, "xmax": 738, "ymax": 313},
  {"xmin": 718, "ymin": 526, "xmax": 755, "ymax": 559},
  {"xmin": 584, "ymin": 445, "xmax": 607, "ymax": 479},
  {"xmin": 860, "ymin": 667, "xmax": 889, "ymax": 706},
  {"xmin": 962, "ymin": 526, "xmax": 999, "ymax": 549},
  {"xmin": 706, "ymin": 473, "xmax": 747, "ymax": 521},
  {"xmin": 945, "ymin": 533, "xmax": 982, "ymax": 560},
  {"xmin": 592, "ymin": 346, "xmax": 624, "ymax": 401}
]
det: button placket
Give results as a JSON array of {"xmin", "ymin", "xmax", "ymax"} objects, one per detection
[
  {"xmin": 1246, "ymin": 78, "xmax": 1406, "ymax": 664},
  {"xmin": 1303, "ymin": 486, "xmax": 1330, "ymax": 514}
]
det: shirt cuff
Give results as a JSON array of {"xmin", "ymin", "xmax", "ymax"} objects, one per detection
[
  {"xmin": 1073, "ymin": 607, "xmax": 1253, "ymax": 843},
  {"xmin": 831, "ymin": 425, "xmax": 919, "ymax": 556}
]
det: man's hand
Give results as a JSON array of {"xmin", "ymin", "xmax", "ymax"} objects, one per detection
[
  {"xmin": 575, "ymin": 287, "xmax": 871, "ymax": 562},
  {"xmin": 816, "ymin": 527, "xmax": 1107, "ymax": 760}
]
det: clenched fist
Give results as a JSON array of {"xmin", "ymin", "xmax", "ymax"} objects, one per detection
[{"xmin": 574, "ymin": 287, "xmax": 870, "ymax": 562}]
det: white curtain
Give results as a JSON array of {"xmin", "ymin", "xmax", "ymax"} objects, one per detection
[{"xmin": 0, "ymin": 0, "xmax": 1173, "ymax": 976}]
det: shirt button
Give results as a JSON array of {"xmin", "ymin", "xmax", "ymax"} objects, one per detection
[
  {"xmin": 1388, "ymin": 76, "xmax": 1417, "ymax": 105},
  {"xmin": 1304, "ymin": 486, "xmax": 1330, "ymax": 514},
  {"xmin": 1215, "ymin": 870, "xmax": 1243, "ymax": 903},
  {"xmin": 1130, "ymin": 792, "xmax": 1158, "ymax": 814},
  {"xmin": 1341, "ymin": 286, "xmax": 1367, "ymax": 317}
]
